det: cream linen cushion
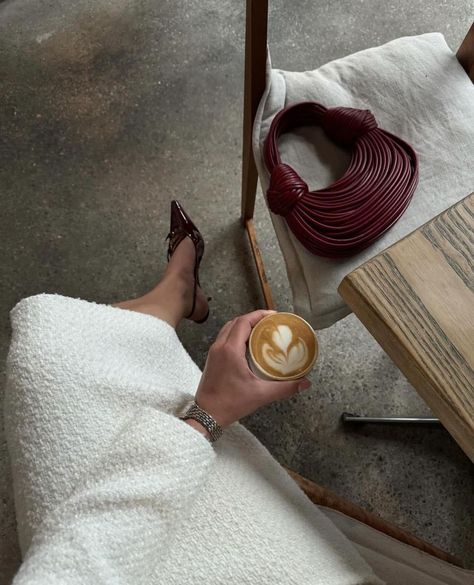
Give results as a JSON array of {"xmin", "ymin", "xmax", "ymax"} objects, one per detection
[{"xmin": 253, "ymin": 33, "xmax": 474, "ymax": 329}]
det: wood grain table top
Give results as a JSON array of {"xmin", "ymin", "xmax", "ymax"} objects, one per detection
[{"xmin": 339, "ymin": 192, "xmax": 474, "ymax": 462}]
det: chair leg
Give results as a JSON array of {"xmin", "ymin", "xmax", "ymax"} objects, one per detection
[
  {"xmin": 245, "ymin": 218, "xmax": 275, "ymax": 310},
  {"xmin": 241, "ymin": 138, "xmax": 259, "ymax": 222},
  {"xmin": 341, "ymin": 413, "xmax": 442, "ymax": 427},
  {"xmin": 240, "ymin": 1, "xmax": 273, "ymax": 308},
  {"xmin": 285, "ymin": 467, "xmax": 463, "ymax": 567},
  {"xmin": 241, "ymin": 0, "xmax": 268, "ymax": 222}
]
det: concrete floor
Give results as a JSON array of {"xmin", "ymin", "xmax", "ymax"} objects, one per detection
[{"xmin": 1, "ymin": 0, "xmax": 473, "ymax": 581}]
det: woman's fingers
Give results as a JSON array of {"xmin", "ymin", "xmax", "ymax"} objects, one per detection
[
  {"xmin": 265, "ymin": 377, "xmax": 311, "ymax": 401},
  {"xmin": 214, "ymin": 318, "xmax": 236, "ymax": 343},
  {"xmin": 226, "ymin": 310, "xmax": 276, "ymax": 349},
  {"xmin": 197, "ymin": 311, "xmax": 311, "ymax": 428}
]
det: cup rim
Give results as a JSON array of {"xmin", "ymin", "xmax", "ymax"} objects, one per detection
[{"xmin": 248, "ymin": 312, "xmax": 318, "ymax": 381}]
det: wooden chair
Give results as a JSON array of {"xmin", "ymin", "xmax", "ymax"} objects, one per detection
[{"xmin": 241, "ymin": 1, "xmax": 474, "ymax": 570}]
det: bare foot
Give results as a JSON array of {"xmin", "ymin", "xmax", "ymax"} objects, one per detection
[
  {"xmin": 163, "ymin": 236, "xmax": 209, "ymax": 322},
  {"xmin": 114, "ymin": 236, "xmax": 209, "ymax": 326}
]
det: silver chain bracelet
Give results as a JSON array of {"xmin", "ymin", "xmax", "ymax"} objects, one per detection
[{"xmin": 180, "ymin": 401, "xmax": 224, "ymax": 443}]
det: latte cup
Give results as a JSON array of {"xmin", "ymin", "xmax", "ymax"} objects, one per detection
[{"xmin": 247, "ymin": 312, "xmax": 318, "ymax": 381}]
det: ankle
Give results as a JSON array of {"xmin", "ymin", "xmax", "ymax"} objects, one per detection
[
  {"xmin": 160, "ymin": 271, "xmax": 191, "ymax": 295},
  {"xmin": 143, "ymin": 273, "xmax": 190, "ymax": 311}
]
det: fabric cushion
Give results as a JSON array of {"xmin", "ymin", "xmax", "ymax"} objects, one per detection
[{"xmin": 253, "ymin": 33, "xmax": 474, "ymax": 329}]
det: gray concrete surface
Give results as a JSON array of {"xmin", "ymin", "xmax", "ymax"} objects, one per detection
[{"xmin": 1, "ymin": 0, "xmax": 473, "ymax": 581}]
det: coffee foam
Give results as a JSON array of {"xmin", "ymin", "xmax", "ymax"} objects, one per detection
[{"xmin": 249, "ymin": 313, "xmax": 317, "ymax": 379}]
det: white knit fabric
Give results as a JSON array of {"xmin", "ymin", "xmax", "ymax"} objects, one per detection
[
  {"xmin": 5, "ymin": 294, "xmax": 384, "ymax": 585},
  {"xmin": 252, "ymin": 33, "xmax": 474, "ymax": 329}
]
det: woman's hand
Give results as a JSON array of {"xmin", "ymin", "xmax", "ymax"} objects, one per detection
[{"xmin": 194, "ymin": 310, "xmax": 311, "ymax": 428}]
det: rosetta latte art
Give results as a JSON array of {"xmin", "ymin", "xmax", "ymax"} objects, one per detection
[{"xmin": 262, "ymin": 324, "xmax": 309, "ymax": 375}]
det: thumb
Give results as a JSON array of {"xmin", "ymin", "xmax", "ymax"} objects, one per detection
[{"xmin": 272, "ymin": 377, "xmax": 311, "ymax": 400}]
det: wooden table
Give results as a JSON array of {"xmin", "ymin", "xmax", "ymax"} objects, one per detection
[{"xmin": 338, "ymin": 192, "xmax": 474, "ymax": 462}]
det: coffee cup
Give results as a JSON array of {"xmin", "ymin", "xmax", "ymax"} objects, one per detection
[{"xmin": 247, "ymin": 312, "xmax": 318, "ymax": 381}]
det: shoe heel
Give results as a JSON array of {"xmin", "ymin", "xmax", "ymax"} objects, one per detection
[{"xmin": 194, "ymin": 309, "xmax": 210, "ymax": 324}]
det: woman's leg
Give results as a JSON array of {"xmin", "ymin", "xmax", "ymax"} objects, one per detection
[{"xmin": 114, "ymin": 238, "xmax": 208, "ymax": 328}]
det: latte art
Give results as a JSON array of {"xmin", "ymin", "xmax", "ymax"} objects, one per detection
[
  {"xmin": 249, "ymin": 312, "xmax": 318, "ymax": 380},
  {"xmin": 262, "ymin": 325, "xmax": 309, "ymax": 375}
]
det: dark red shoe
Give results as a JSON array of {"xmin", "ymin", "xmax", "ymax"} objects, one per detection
[{"xmin": 166, "ymin": 200, "xmax": 209, "ymax": 323}]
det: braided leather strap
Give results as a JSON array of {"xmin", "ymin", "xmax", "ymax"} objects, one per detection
[
  {"xmin": 263, "ymin": 101, "xmax": 419, "ymax": 258},
  {"xmin": 180, "ymin": 401, "xmax": 223, "ymax": 443}
]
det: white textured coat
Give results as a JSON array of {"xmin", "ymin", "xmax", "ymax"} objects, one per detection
[{"xmin": 5, "ymin": 295, "xmax": 382, "ymax": 585}]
